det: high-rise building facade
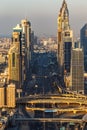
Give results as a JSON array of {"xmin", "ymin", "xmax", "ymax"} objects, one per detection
[
  {"xmin": 0, "ymin": 86, "xmax": 5, "ymax": 107},
  {"xmin": 8, "ymin": 32, "xmax": 22, "ymax": 89},
  {"xmin": 6, "ymin": 84, "xmax": 16, "ymax": 108},
  {"xmin": 13, "ymin": 24, "xmax": 25, "ymax": 87},
  {"xmin": 63, "ymin": 30, "xmax": 73, "ymax": 73},
  {"xmin": 21, "ymin": 19, "xmax": 31, "ymax": 72},
  {"xmin": 8, "ymin": 19, "xmax": 32, "ymax": 90},
  {"xmin": 80, "ymin": 24, "xmax": 87, "ymax": 72},
  {"xmin": 57, "ymin": 0, "xmax": 73, "ymax": 76},
  {"xmin": 71, "ymin": 48, "xmax": 84, "ymax": 93},
  {"xmin": 0, "ymin": 84, "xmax": 16, "ymax": 108}
]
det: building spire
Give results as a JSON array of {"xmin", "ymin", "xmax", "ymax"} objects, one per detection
[
  {"xmin": 62, "ymin": 0, "xmax": 67, "ymax": 7},
  {"xmin": 63, "ymin": 0, "xmax": 66, "ymax": 4},
  {"xmin": 60, "ymin": 0, "xmax": 67, "ymax": 13}
]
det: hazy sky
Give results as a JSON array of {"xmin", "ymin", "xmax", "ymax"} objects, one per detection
[{"xmin": 0, "ymin": 0, "xmax": 87, "ymax": 37}]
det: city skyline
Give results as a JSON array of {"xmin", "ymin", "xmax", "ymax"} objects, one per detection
[
  {"xmin": 0, "ymin": 0, "xmax": 87, "ymax": 37},
  {"xmin": 0, "ymin": 0, "xmax": 87, "ymax": 129}
]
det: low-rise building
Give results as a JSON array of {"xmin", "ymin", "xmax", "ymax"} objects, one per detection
[
  {"xmin": 6, "ymin": 83, "xmax": 16, "ymax": 108},
  {"xmin": 0, "ymin": 86, "xmax": 5, "ymax": 108}
]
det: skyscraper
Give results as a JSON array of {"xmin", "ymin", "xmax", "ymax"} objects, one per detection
[
  {"xmin": 13, "ymin": 24, "xmax": 25, "ymax": 87},
  {"xmin": 8, "ymin": 32, "xmax": 22, "ymax": 89},
  {"xmin": 71, "ymin": 48, "xmax": 84, "ymax": 93},
  {"xmin": 57, "ymin": 0, "xmax": 73, "ymax": 76},
  {"xmin": 80, "ymin": 24, "xmax": 87, "ymax": 72},
  {"xmin": 21, "ymin": 19, "xmax": 31, "ymax": 72}
]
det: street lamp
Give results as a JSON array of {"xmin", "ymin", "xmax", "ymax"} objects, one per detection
[{"xmin": 35, "ymin": 84, "xmax": 38, "ymax": 95}]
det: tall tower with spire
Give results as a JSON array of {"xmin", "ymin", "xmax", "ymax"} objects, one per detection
[
  {"xmin": 8, "ymin": 32, "xmax": 22, "ymax": 89},
  {"xmin": 57, "ymin": 0, "xmax": 73, "ymax": 77}
]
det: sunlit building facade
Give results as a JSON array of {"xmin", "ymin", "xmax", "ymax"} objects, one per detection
[
  {"xmin": 6, "ymin": 83, "xmax": 16, "ymax": 108},
  {"xmin": 8, "ymin": 32, "xmax": 22, "ymax": 89},
  {"xmin": 13, "ymin": 24, "xmax": 25, "ymax": 87},
  {"xmin": 8, "ymin": 19, "xmax": 32, "ymax": 90},
  {"xmin": 0, "ymin": 86, "xmax": 5, "ymax": 108},
  {"xmin": 21, "ymin": 19, "xmax": 31, "ymax": 72},
  {"xmin": 71, "ymin": 48, "xmax": 84, "ymax": 93},
  {"xmin": 57, "ymin": 0, "xmax": 73, "ymax": 76}
]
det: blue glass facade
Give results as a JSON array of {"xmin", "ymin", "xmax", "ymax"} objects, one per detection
[{"xmin": 64, "ymin": 42, "xmax": 72, "ymax": 73}]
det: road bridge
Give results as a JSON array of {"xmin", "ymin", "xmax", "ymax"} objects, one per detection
[
  {"xmin": 12, "ymin": 117, "xmax": 87, "ymax": 130},
  {"xmin": 17, "ymin": 93, "xmax": 87, "ymax": 102},
  {"xmin": 16, "ymin": 93, "xmax": 87, "ymax": 129},
  {"xmin": 25, "ymin": 107, "xmax": 87, "ymax": 114},
  {"xmin": 16, "ymin": 94, "xmax": 87, "ymax": 117},
  {"xmin": 17, "ymin": 97, "xmax": 87, "ymax": 106},
  {"xmin": 17, "ymin": 93, "xmax": 87, "ymax": 101},
  {"xmin": 14, "ymin": 117, "xmax": 83, "ymax": 123}
]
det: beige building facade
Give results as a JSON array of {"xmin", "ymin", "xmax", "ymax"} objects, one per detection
[
  {"xmin": 0, "ymin": 87, "xmax": 5, "ymax": 108},
  {"xmin": 57, "ymin": 0, "xmax": 73, "ymax": 76},
  {"xmin": 8, "ymin": 32, "xmax": 21, "ymax": 89},
  {"xmin": 21, "ymin": 19, "xmax": 31, "ymax": 71},
  {"xmin": 6, "ymin": 84, "xmax": 16, "ymax": 108}
]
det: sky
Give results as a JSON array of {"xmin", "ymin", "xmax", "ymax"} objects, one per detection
[{"xmin": 0, "ymin": 0, "xmax": 87, "ymax": 37}]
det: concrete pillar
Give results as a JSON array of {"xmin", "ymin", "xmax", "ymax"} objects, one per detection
[
  {"xmin": 20, "ymin": 122, "xmax": 30, "ymax": 130},
  {"xmin": 75, "ymin": 127, "xmax": 79, "ymax": 130},
  {"xmin": 55, "ymin": 123, "xmax": 59, "ymax": 130},
  {"xmin": 75, "ymin": 124, "xmax": 80, "ymax": 130},
  {"xmin": 65, "ymin": 123, "xmax": 70, "ymax": 130},
  {"xmin": 80, "ymin": 123, "xmax": 86, "ymax": 130},
  {"xmin": 56, "ymin": 123, "xmax": 62, "ymax": 130},
  {"xmin": 65, "ymin": 126, "xmax": 69, "ymax": 130},
  {"xmin": 56, "ymin": 126, "xmax": 60, "ymax": 130},
  {"xmin": 84, "ymin": 123, "xmax": 87, "ymax": 130}
]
